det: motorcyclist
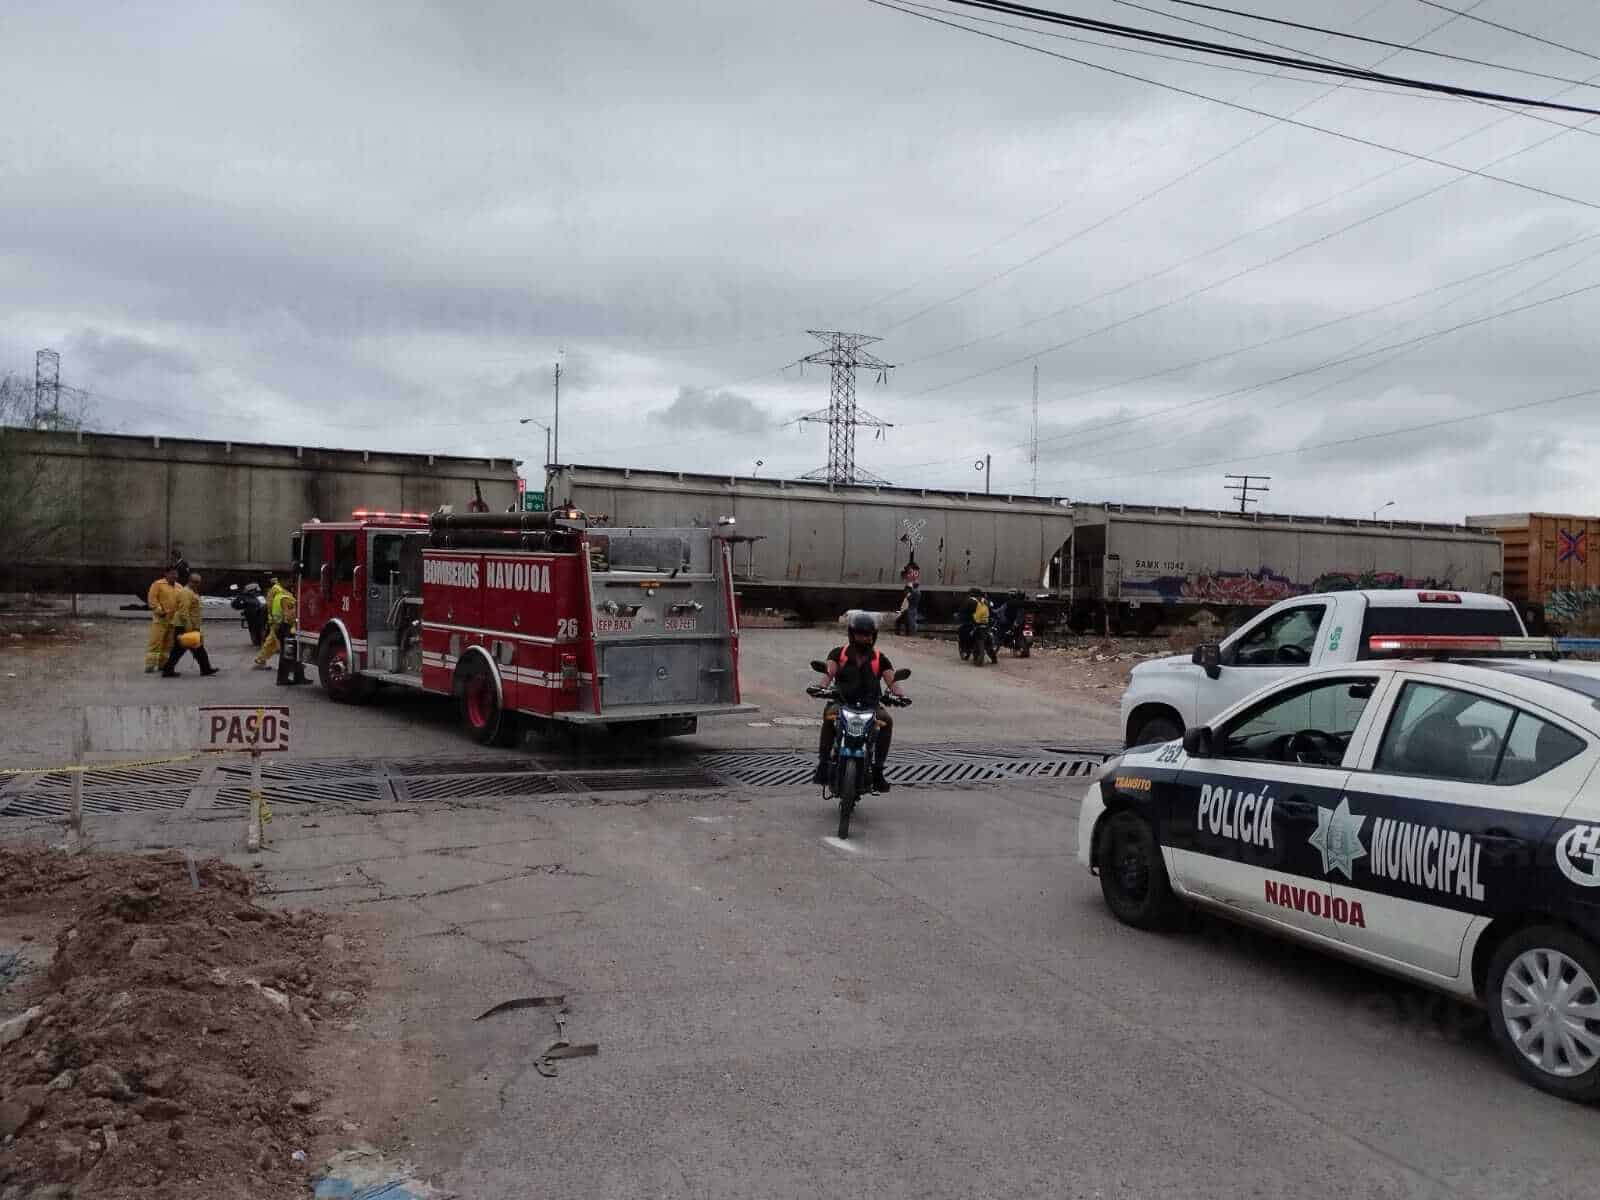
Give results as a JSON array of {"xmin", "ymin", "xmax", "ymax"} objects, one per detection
[
  {"xmin": 993, "ymin": 589, "xmax": 1026, "ymax": 644},
  {"xmin": 957, "ymin": 586, "xmax": 990, "ymax": 659},
  {"xmin": 813, "ymin": 612, "xmax": 907, "ymax": 792}
]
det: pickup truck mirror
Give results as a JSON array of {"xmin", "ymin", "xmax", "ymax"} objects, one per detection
[
  {"xmin": 810, "ymin": 660, "xmax": 828, "ymax": 673},
  {"xmin": 1192, "ymin": 642, "xmax": 1222, "ymax": 680},
  {"xmin": 1182, "ymin": 726, "xmax": 1214, "ymax": 758},
  {"xmin": 893, "ymin": 668, "xmax": 911, "ymax": 681}
]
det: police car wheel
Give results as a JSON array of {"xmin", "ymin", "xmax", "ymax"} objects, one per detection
[
  {"xmin": 1487, "ymin": 926, "xmax": 1600, "ymax": 1101},
  {"xmin": 1095, "ymin": 810, "xmax": 1181, "ymax": 930}
]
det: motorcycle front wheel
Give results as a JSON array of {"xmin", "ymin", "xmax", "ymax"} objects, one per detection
[{"xmin": 836, "ymin": 759, "xmax": 860, "ymax": 839}]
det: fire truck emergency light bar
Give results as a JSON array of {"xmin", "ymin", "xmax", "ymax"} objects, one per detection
[{"xmin": 1367, "ymin": 635, "xmax": 1600, "ymax": 656}]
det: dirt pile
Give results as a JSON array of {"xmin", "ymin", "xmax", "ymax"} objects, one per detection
[{"xmin": 0, "ymin": 847, "xmax": 366, "ymax": 1200}]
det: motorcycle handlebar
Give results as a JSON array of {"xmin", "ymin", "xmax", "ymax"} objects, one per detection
[{"xmin": 804, "ymin": 687, "xmax": 912, "ymax": 707}]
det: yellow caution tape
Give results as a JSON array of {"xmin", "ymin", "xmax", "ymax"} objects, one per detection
[{"xmin": 0, "ymin": 752, "xmax": 207, "ymax": 778}]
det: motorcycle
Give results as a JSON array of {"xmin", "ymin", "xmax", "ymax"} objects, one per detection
[
  {"xmin": 807, "ymin": 661, "xmax": 912, "ymax": 840},
  {"xmin": 993, "ymin": 595, "xmax": 1034, "ymax": 658},
  {"xmin": 229, "ymin": 582, "xmax": 268, "ymax": 648},
  {"xmin": 960, "ymin": 618, "xmax": 997, "ymax": 667}
]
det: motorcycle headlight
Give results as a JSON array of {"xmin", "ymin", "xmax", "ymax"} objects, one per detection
[{"xmin": 842, "ymin": 713, "xmax": 873, "ymax": 737}]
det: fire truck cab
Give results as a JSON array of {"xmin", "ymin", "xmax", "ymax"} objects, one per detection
[{"xmin": 291, "ymin": 508, "xmax": 756, "ymax": 743}]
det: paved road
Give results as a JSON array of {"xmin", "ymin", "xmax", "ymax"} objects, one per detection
[
  {"xmin": 42, "ymin": 770, "xmax": 1600, "ymax": 1200},
  {"xmin": 7, "ymin": 622, "xmax": 1596, "ymax": 1198},
  {"xmin": 0, "ymin": 622, "xmax": 1119, "ymax": 767}
]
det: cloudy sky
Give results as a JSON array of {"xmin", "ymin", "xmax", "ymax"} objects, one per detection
[{"xmin": 5, "ymin": 0, "xmax": 1600, "ymax": 521}]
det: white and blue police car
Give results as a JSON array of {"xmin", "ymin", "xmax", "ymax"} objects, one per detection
[{"xmin": 1078, "ymin": 635, "xmax": 1600, "ymax": 1101}]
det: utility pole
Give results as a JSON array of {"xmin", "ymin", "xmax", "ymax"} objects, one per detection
[
  {"xmin": 1224, "ymin": 474, "xmax": 1271, "ymax": 515},
  {"xmin": 552, "ymin": 360, "xmax": 561, "ymax": 469},
  {"xmin": 976, "ymin": 454, "xmax": 991, "ymax": 494},
  {"xmin": 1030, "ymin": 364, "xmax": 1039, "ymax": 496},
  {"xmin": 34, "ymin": 349, "xmax": 60, "ymax": 428},
  {"xmin": 797, "ymin": 330, "xmax": 894, "ymax": 485}
]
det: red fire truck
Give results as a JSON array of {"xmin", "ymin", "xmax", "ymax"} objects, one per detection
[{"xmin": 290, "ymin": 508, "xmax": 756, "ymax": 742}]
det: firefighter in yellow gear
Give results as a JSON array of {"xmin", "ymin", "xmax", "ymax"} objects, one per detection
[
  {"xmin": 253, "ymin": 578, "xmax": 289, "ymax": 668},
  {"xmin": 274, "ymin": 589, "xmax": 308, "ymax": 686},
  {"xmin": 161, "ymin": 574, "xmax": 217, "ymax": 677},
  {"xmin": 144, "ymin": 565, "xmax": 179, "ymax": 672}
]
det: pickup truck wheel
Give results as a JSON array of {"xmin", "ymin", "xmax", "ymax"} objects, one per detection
[
  {"xmin": 457, "ymin": 658, "xmax": 519, "ymax": 747},
  {"xmin": 1487, "ymin": 926, "xmax": 1600, "ymax": 1102},
  {"xmin": 1130, "ymin": 714, "xmax": 1182, "ymax": 748},
  {"xmin": 1095, "ymin": 810, "xmax": 1181, "ymax": 930}
]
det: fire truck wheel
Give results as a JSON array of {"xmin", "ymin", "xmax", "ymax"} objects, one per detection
[
  {"xmin": 456, "ymin": 658, "xmax": 519, "ymax": 747},
  {"xmin": 318, "ymin": 636, "xmax": 375, "ymax": 704}
]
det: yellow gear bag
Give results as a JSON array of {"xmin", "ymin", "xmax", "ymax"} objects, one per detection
[{"xmin": 973, "ymin": 598, "xmax": 989, "ymax": 624}]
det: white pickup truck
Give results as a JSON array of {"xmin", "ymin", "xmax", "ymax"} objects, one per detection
[{"xmin": 1118, "ymin": 589, "xmax": 1526, "ymax": 747}]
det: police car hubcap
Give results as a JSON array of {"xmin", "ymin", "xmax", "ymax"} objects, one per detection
[{"xmin": 1501, "ymin": 949, "xmax": 1600, "ymax": 1079}]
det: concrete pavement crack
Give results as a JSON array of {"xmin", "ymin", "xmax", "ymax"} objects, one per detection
[{"xmin": 350, "ymin": 863, "xmax": 592, "ymax": 906}]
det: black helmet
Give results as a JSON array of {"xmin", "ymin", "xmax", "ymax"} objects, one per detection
[
  {"xmin": 848, "ymin": 611, "xmax": 878, "ymax": 645},
  {"xmin": 968, "ymin": 586, "xmax": 983, "ymax": 598}
]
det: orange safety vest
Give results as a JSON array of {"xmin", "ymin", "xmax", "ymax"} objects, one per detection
[{"xmin": 835, "ymin": 648, "xmax": 882, "ymax": 678}]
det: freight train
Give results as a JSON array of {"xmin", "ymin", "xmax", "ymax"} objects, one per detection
[{"xmin": 549, "ymin": 466, "xmax": 1506, "ymax": 631}]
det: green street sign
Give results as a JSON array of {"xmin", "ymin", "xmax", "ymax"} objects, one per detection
[{"xmin": 523, "ymin": 492, "xmax": 546, "ymax": 513}]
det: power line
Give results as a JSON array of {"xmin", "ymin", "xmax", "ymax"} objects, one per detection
[
  {"xmin": 1146, "ymin": 0, "xmax": 1600, "ymax": 86},
  {"xmin": 893, "ymin": 265, "xmax": 1600, "ymax": 481},
  {"xmin": 1112, "ymin": 0, "xmax": 1600, "ymax": 143},
  {"xmin": 874, "ymin": 1, "xmax": 1436, "ymax": 340},
  {"xmin": 867, "ymin": 0, "xmax": 1600, "ymax": 209},
  {"xmin": 894, "ymin": 0, "xmax": 1468, "ymax": 100},
  {"xmin": 936, "ymin": 0, "xmax": 1600, "ymax": 111},
  {"xmin": 1409, "ymin": 0, "xmax": 1600, "ymax": 65},
  {"xmin": 883, "ymin": 0, "xmax": 1502, "ymax": 369},
  {"xmin": 1062, "ymin": 382, "xmax": 1600, "ymax": 487},
  {"xmin": 1042, "ymin": 242, "xmax": 1600, "ymax": 472}
]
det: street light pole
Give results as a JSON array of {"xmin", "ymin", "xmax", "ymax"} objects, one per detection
[
  {"xmin": 519, "ymin": 417, "xmax": 552, "ymax": 508},
  {"xmin": 553, "ymin": 361, "xmax": 561, "ymax": 470},
  {"xmin": 1373, "ymin": 500, "xmax": 1395, "ymax": 521}
]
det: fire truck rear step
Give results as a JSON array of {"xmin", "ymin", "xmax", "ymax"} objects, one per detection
[{"xmin": 554, "ymin": 702, "xmax": 761, "ymax": 724}]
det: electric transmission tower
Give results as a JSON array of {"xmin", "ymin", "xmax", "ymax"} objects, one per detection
[
  {"xmin": 797, "ymin": 330, "xmax": 894, "ymax": 485},
  {"xmin": 34, "ymin": 349, "xmax": 60, "ymax": 428}
]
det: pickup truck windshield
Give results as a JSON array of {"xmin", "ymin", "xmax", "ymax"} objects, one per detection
[{"xmin": 1357, "ymin": 605, "xmax": 1522, "ymax": 652}]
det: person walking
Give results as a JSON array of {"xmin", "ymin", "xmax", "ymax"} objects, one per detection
[
  {"xmin": 274, "ymin": 587, "xmax": 309, "ymax": 686},
  {"xmin": 144, "ymin": 564, "xmax": 179, "ymax": 673},
  {"xmin": 161, "ymin": 573, "xmax": 218, "ymax": 677},
  {"xmin": 893, "ymin": 561, "xmax": 921, "ymax": 636},
  {"xmin": 253, "ymin": 577, "xmax": 289, "ymax": 669}
]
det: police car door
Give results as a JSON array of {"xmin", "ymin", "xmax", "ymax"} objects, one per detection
[
  {"xmin": 1167, "ymin": 674, "xmax": 1386, "ymax": 943},
  {"xmin": 1337, "ymin": 675, "xmax": 1592, "ymax": 982}
]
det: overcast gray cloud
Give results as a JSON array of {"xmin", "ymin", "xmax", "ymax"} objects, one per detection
[
  {"xmin": 4, "ymin": 0, "xmax": 1600, "ymax": 519},
  {"xmin": 648, "ymin": 387, "xmax": 779, "ymax": 434}
]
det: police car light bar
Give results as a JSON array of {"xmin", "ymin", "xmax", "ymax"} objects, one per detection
[{"xmin": 1367, "ymin": 635, "xmax": 1600, "ymax": 656}]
